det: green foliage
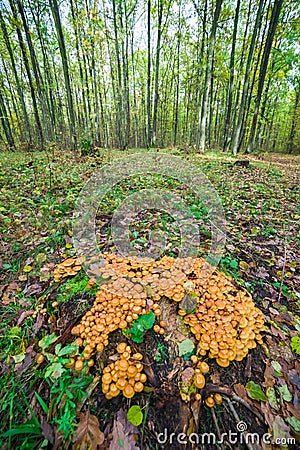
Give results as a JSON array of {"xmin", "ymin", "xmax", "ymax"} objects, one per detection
[
  {"xmin": 47, "ymin": 371, "xmax": 92, "ymax": 439},
  {"xmin": 154, "ymin": 341, "xmax": 168, "ymax": 362},
  {"xmin": 123, "ymin": 312, "xmax": 155, "ymax": 343},
  {"xmin": 246, "ymin": 381, "xmax": 267, "ymax": 401},
  {"xmin": 220, "ymin": 256, "xmax": 239, "ymax": 271},
  {"xmin": 38, "ymin": 333, "xmax": 58, "ymax": 351},
  {"xmin": 38, "ymin": 337, "xmax": 79, "ymax": 380},
  {"xmin": 177, "ymin": 339, "xmax": 195, "ymax": 359},
  {"xmin": 127, "ymin": 405, "xmax": 143, "ymax": 426},
  {"xmin": 290, "ymin": 336, "xmax": 300, "ymax": 355}
]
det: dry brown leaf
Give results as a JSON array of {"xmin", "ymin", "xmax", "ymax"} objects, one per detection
[
  {"xmin": 1, "ymin": 281, "xmax": 19, "ymax": 304},
  {"xmin": 109, "ymin": 410, "xmax": 140, "ymax": 450},
  {"xmin": 264, "ymin": 362, "xmax": 275, "ymax": 389},
  {"xmin": 16, "ymin": 310, "xmax": 35, "ymax": 326},
  {"xmin": 72, "ymin": 411, "xmax": 104, "ymax": 450},
  {"xmin": 109, "ymin": 421, "xmax": 131, "ymax": 450},
  {"xmin": 41, "ymin": 422, "xmax": 54, "ymax": 444},
  {"xmin": 233, "ymin": 383, "xmax": 249, "ymax": 401},
  {"xmin": 181, "ymin": 367, "xmax": 195, "ymax": 386}
]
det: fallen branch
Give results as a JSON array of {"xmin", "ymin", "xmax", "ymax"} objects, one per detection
[
  {"xmin": 225, "ymin": 397, "xmax": 254, "ymax": 450},
  {"xmin": 204, "ymin": 384, "xmax": 264, "ymax": 423}
]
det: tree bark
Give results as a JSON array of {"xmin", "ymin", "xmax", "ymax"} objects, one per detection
[
  {"xmin": 231, "ymin": 0, "xmax": 265, "ymax": 155},
  {"xmin": 198, "ymin": 0, "xmax": 223, "ymax": 152},
  {"xmin": 246, "ymin": 0, "xmax": 284, "ymax": 153},
  {"xmin": 147, "ymin": 0, "xmax": 151, "ymax": 147},
  {"xmin": 287, "ymin": 80, "xmax": 300, "ymax": 154},
  {"xmin": 223, "ymin": 0, "xmax": 240, "ymax": 152},
  {"xmin": 50, "ymin": 0, "xmax": 77, "ymax": 149},
  {"xmin": 151, "ymin": 0, "xmax": 164, "ymax": 147}
]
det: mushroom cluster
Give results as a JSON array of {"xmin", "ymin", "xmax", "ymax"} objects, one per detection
[
  {"xmin": 101, "ymin": 343, "xmax": 147, "ymax": 399},
  {"xmin": 53, "ymin": 257, "xmax": 84, "ymax": 282},
  {"xmin": 183, "ymin": 270, "xmax": 265, "ymax": 368},
  {"xmin": 70, "ymin": 276, "xmax": 162, "ymax": 356},
  {"xmin": 193, "ymin": 360, "xmax": 210, "ymax": 389},
  {"xmin": 98, "ymin": 253, "xmax": 189, "ymax": 301},
  {"xmin": 68, "ymin": 254, "xmax": 264, "ymax": 378},
  {"xmin": 205, "ymin": 393, "xmax": 222, "ymax": 407}
]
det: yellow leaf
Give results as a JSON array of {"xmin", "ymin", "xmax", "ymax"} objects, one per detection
[
  {"xmin": 239, "ymin": 261, "xmax": 249, "ymax": 271},
  {"xmin": 23, "ymin": 265, "xmax": 32, "ymax": 273},
  {"xmin": 36, "ymin": 253, "xmax": 46, "ymax": 264}
]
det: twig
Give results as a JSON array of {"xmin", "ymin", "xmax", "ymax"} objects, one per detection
[
  {"xmin": 204, "ymin": 384, "xmax": 264, "ymax": 423},
  {"xmin": 211, "ymin": 407, "xmax": 222, "ymax": 442},
  {"xmin": 225, "ymin": 397, "xmax": 254, "ymax": 450},
  {"xmin": 225, "ymin": 395, "xmax": 264, "ymax": 423}
]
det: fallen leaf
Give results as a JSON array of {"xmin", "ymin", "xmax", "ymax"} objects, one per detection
[
  {"xmin": 266, "ymin": 387, "xmax": 280, "ymax": 410},
  {"xmin": 178, "ymin": 339, "xmax": 195, "ymax": 357},
  {"xmin": 73, "ymin": 412, "xmax": 104, "ymax": 450},
  {"xmin": 239, "ymin": 261, "xmax": 249, "ymax": 271},
  {"xmin": 181, "ymin": 367, "xmax": 195, "ymax": 386},
  {"xmin": 272, "ymin": 416, "xmax": 293, "ymax": 443},
  {"xmin": 41, "ymin": 422, "xmax": 54, "ymax": 444},
  {"xmin": 264, "ymin": 363, "xmax": 275, "ymax": 389},
  {"xmin": 277, "ymin": 385, "xmax": 292, "ymax": 403},
  {"xmin": 127, "ymin": 406, "xmax": 143, "ymax": 427},
  {"xmin": 36, "ymin": 253, "xmax": 47, "ymax": 264},
  {"xmin": 109, "ymin": 413, "xmax": 140, "ymax": 450},
  {"xmin": 271, "ymin": 360, "xmax": 283, "ymax": 376},
  {"xmin": 286, "ymin": 416, "xmax": 300, "ymax": 432},
  {"xmin": 246, "ymin": 381, "xmax": 267, "ymax": 401},
  {"xmin": 12, "ymin": 353, "xmax": 26, "ymax": 363},
  {"xmin": 17, "ymin": 310, "xmax": 35, "ymax": 326}
]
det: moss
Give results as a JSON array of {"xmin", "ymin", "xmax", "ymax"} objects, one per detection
[{"xmin": 56, "ymin": 272, "xmax": 100, "ymax": 303}]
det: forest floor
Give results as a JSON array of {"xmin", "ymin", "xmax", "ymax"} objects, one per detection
[{"xmin": 0, "ymin": 148, "xmax": 299, "ymax": 450}]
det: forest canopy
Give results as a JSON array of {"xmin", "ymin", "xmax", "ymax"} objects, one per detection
[{"xmin": 0, "ymin": 0, "xmax": 299, "ymax": 154}]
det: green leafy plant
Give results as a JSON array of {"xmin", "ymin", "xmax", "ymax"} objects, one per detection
[
  {"xmin": 123, "ymin": 312, "xmax": 155, "ymax": 343},
  {"xmin": 246, "ymin": 381, "xmax": 266, "ymax": 401},
  {"xmin": 154, "ymin": 341, "xmax": 168, "ymax": 362},
  {"xmin": 42, "ymin": 371, "xmax": 92, "ymax": 441},
  {"xmin": 127, "ymin": 405, "xmax": 143, "ymax": 426},
  {"xmin": 177, "ymin": 338, "xmax": 195, "ymax": 361},
  {"xmin": 38, "ymin": 333, "xmax": 79, "ymax": 379},
  {"xmin": 290, "ymin": 336, "xmax": 300, "ymax": 355}
]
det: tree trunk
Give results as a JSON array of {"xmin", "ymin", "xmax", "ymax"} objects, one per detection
[
  {"xmin": 8, "ymin": 0, "xmax": 44, "ymax": 145},
  {"xmin": 246, "ymin": 0, "xmax": 284, "ymax": 153},
  {"xmin": 50, "ymin": 0, "xmax": 77, "ymax": 149},
  {"xmin": 152, "ymin": 0, "xmax": 164, "ymax": 147},
  {"xmin": 198, "ymin": 0, "xmax": 223, "ymax": 152},
  {"xmin": 223, "ymin": 0, "xmax": 240, "ymax": 152},
  {"xmin": 287, "ymin": 81, "xmax": 300, "ymax": 154},
  {"xmin": 70, "ymin": 0, "xmax": 89, "ymax": 140},
  {"xmin": 0, "ymin": 88, "xmax": 14, "ymax": 148},
  {"xmin": 231, "ymin": 0, "xmax": 265, "ymax": 155},
  {"xmin": 16, "ymin": 0, "xmax": 50, "ymax": 142},
  {"xmin": 112, "ymin": 0, "xmax": 125, "ymax": 149},
  {"xmin": 173, "ymin": 2, "xmax": 181, "ymax": 146},
  {"xmin": 147, "ymin": 0, "xmax": 151, "ymax": 147}
]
